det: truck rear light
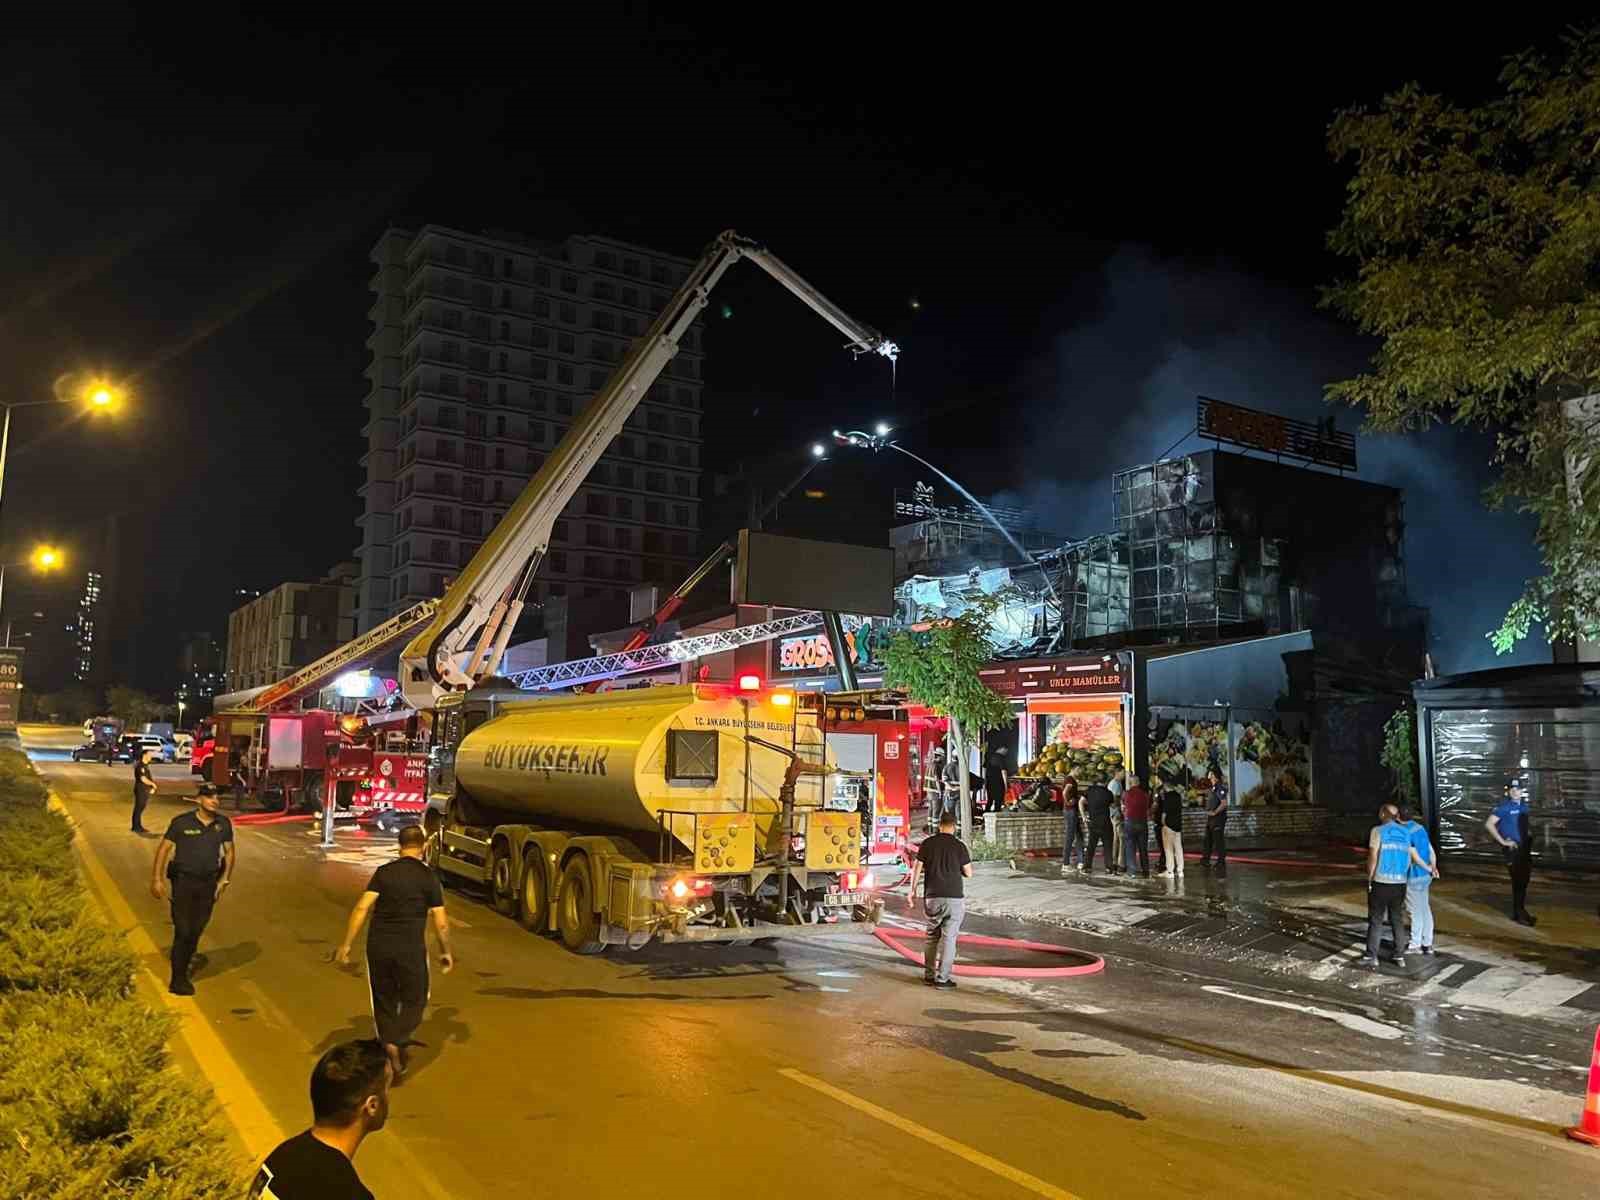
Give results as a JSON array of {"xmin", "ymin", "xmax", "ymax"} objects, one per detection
[
  {"xmin": 842, "ymin": 869, "xmax": 877, "ymax": 890},
  {"xmin": 669, "ymin": 876, "xmax": 714, "ymax": 900}
]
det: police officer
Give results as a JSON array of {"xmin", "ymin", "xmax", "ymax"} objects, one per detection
[
  {"xmin": 1486, "ymin": 779, "xmax": 1536, "ymax": 925},
  {"xmin": 150, "ymin": 788, "xmax": 235, "ymax": 995},
  {"xmin": 131, "ymin": 748, "xmax": 157, "ymax": 834}
]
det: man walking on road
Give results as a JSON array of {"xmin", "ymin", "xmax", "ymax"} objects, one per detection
[
  {"xmin": 1200, "ymin": 780, "xmax": 1229, "ymax": 875},
  {"xmin": 1486, "ymin": 780, "xmax": 1537, "ymax": 926},
  {"xmin": 251, "ymin": 1039, "xmax": 390, "ymax": 1199},
  {"xmin": 337, "ymin": 824, "xmax": 455, "ymax": 1079},
  {"xmin": 919, "ymin": 814, "xmax": 972, "ymax": 989},
  {"xmin": 131, "ymin": 747, "xmax": 156, "ymax": 834},
  {"xmin": 1400, "ymin": 804, "xmax": 1440, "ymax": 955},
  {"xmin": 150, "ymin": 787, "xmax": 234, "ymax": 995}
]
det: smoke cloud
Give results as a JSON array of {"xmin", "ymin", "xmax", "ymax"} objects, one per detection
[{"xmin": 991, "ymin": 246, "xmax": 1548, "ymax": 674}]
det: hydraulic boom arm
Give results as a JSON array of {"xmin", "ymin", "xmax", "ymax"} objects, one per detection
[{"xmin": 399, "ymin": 230, "xmax": 897, "ymax": 710}]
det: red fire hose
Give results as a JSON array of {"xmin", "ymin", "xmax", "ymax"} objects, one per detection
[{"xmin": 873, "ymin": 925, "xmax": 1106, "ymax": 979}]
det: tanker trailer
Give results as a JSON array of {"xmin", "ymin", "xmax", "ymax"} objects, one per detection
[{"xmin": 424, "ymin": 678, "xmax": 884, "ymax": 953}]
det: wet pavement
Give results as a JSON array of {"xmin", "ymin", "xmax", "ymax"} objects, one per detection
[
  {"xmin": 958, "ymin": 849, "xmax": 1600, "ymax": 1029},
  {"xmin": 27, "ymin": 724, "xmax": 1600, "ymax": 1199}
]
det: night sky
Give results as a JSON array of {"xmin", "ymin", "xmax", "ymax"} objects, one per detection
[{"xmin": 1, "ymin": 10, "xmax": 1560, "ymax": 690}]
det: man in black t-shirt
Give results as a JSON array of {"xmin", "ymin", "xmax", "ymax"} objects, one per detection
[
  {"xmin": 336, "ymin": 824, "xmax": 454, "ymax": 1078},
  {"xmin": 1081, "ymin": 782, "xmax": 1117, "ymax": 874},
  {"xmin": 917, "ymin": 815, "xmax": 973, "ymax": 988},
  {"xmin": 250, "ymin": 1039, "xmax": 390, "ymax": 1199},
  {"xmin": 1158, "ymin": 788, "xmax": 1185, "ymax": 877}
]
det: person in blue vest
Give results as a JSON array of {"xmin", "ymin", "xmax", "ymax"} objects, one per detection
[
  {"xmin": 1399, "ymin": 804, "xmax": 1440, "ymax": 956},
  {"xmin": 1485, "ymin": 780, "xmax": 1536, "ymax": 926},
  {"xmin": 1359, "ymin": 803, "xmax": 1435, "ymax": 969}
]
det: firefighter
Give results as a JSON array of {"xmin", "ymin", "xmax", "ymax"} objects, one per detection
[
  {"xmin": 150, "ymin": 787, "xmax": 235, "ymax": 995},
  {"xmin": 335, "ymin": 824, "xmax": 455, "ymax": 1080}
]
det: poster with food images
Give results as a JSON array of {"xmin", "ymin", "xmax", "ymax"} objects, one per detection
[{"xmin": 1233, "ymin": 715, "xmax": 1312, "ymax": 807}]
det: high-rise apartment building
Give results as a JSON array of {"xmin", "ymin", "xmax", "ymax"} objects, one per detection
[
  {"xmin": 224, "ymin": 564, "xmax": 359, "ymax": 692},
  {"xmin": 71, "ymin": 570, "xmax": 103, "ymax": 682},
  {"xmin": 176, "ymin": 631, "xmax": 225, "ymax": 700},
  {"xmin": 354, "ymin": 225, "xmax": 706, "ymax": 634},
  {"xmin": 5, "ymin": 568, "xmax": 103, "ymax": 693}
]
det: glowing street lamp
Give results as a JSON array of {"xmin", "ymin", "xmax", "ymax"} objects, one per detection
[
  {"xmin": 0, "ymin": 545, "xmax": 65, "ymax": 648},
  {"xmin": 0, "ymin": 376, "xmax": 128, "ymax": 533}
]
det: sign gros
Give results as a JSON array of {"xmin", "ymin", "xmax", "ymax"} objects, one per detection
[
  {"xmin": 777, "ymin": 617, "xmax": 892, "ymax": 675},
  {"xmin": 779, "ymin": 633, "xmax": 835, "ymax": 672}
]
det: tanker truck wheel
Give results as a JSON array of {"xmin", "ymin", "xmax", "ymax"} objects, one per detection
[
  {"xmin": 557, "ymin": 857, "xmax": 605, "ymax": 955},
  {"xmin": 489, "ymin": 843, "xmax": 517, "ymax": 916},
  {"xmin": 517, "ymin": 850, "xmax": 548, "ymax": 934}
]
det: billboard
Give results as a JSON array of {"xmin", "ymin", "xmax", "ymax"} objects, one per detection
[
  {"xmin": 733, "ymin": 531, "xmax": 894, "ymax": 616},
  {"xmin": 0, "ymin": 649, "xmax": 21, "ymax": 731}
]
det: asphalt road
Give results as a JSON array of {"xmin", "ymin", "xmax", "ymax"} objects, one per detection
[{"xmin": 24, "ymin": 725, "xmax": 1598, "ymax": 1198}]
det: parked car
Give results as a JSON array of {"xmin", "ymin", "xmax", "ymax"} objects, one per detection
[
  {"xmin": 172, "ymin": 732, "xmax": 194, "ymax": 760},
  {"xmin": 133, "ymin": 734, "xmax": 176, "ymax": 763},
  {"xmin": 71, "ymin": 742, "xmax": 114, "ymax": 762}
]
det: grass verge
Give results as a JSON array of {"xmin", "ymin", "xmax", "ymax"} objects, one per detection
[{"xmin": 0, "ymin": 749, "xmax": 237, "ymax": 1198}]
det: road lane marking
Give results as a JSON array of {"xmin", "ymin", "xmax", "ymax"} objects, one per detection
[
  {"xmin": 60, "ymin": 794, "xmax": 288, "ymax": 1161},
  {"xmin": 1200, "ymin": 985, "xmax": 1404, "ymax": 1040},
  {"xmin": 779, "ymin": 1068, "xmax": 1082, "ymax": 1200}
]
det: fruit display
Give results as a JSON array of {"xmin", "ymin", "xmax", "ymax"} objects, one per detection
[{"xmin": 1017, "ymin": 714, "xmax": 1125, "ymax": 789}]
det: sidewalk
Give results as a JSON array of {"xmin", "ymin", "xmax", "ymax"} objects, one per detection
[{"xmin": 953, "ymin": 849, "xmax": 1600, "ymax": 1027}]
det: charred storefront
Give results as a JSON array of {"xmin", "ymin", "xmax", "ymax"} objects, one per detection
[{"xmin": 1415, "ymin": 665, "xmax": 1600, "ymax": 868}]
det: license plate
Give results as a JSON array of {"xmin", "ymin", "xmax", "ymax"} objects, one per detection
[{"xmin": 822, "ymin": 891, "xmax": 867, "ymax": 907}]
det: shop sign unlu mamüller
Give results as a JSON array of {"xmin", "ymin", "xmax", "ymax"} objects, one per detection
[{"xmin": 978, "ymin": 656, "xmax": 1129, "ymax": 699}]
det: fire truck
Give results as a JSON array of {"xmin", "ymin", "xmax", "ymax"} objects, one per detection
[{"xmin": 196, "ymin": 606, "xmax": 441, "ymax": 824}]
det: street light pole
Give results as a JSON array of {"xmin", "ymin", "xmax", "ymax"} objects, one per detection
[{"xmin": 0, "ymin": 404, "xmax": 12, "ymax": 524}]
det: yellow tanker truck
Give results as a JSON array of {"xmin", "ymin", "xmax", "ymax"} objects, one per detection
[{"xmin": 423, "ymin": 678, "xmax": 883, "ymax": 952}]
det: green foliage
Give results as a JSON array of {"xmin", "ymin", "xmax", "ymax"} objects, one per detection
[
  {"xmin": 1, "ymin": 995, "xmax": 237, "ymax": 1199},
  {"xmin": 0, "ymin": 749, "xmax": 240, "ymax": 1196},
  {"xmin": 1324, "ymin": 26, "xmax": 1600, "ymax": 652},
  {"xmin": 880, "ymin": 592, "xmax": 1015, "ymax": 739},
  {"xmin": 26, "ymin": 684, "xmax": 101, "ymax": 725},
  {"xmin": 1380, "ymin": 708, "xmax": 1421, "ymax": 809},
  {"xmin": 105, "ymin": 685, "xmax": 168, "ymax": 729},
  {"xmin": 966, "ymin": 834, "xmax": 1009, "ymax": 862}
]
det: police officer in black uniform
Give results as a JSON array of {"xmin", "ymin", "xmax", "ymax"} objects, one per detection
[
  {"xmin": 131, "ymin": 748, "xmax": 157, "ymax": 834},
  {"xmin": 151, "ymin": 787, "xmax": 235, "ymax": 995}
]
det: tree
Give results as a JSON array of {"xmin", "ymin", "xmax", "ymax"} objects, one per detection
[
  {"xmin": 1380, "ymin": 708, "xmax": 1420, "ymax": 810},
  {"xmin": 104, "ymin": 685, "xmax": 167, "ymax": 729},
  {"xmin": 881, "ymin": 592, "xmax": 1015, "ymax": 842},
  {"xmin": 1324, "ymin": 26, "xmax": 1600, "ymax": 653},
  {"xmin": 28, "ymin": 685, "xmax": 99, "ymax": 725}
]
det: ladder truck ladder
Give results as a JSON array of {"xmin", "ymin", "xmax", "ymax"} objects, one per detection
[
  {"xmin": 245, "ymin": 600, "xmax": 440, "ymax": 712},
  {"xmin": 507, "ymin": 610, "xmax": 824, "ymax": 692}
]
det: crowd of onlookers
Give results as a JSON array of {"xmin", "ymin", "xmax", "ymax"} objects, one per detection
[{"xmin": 1057, "ymin": 768, "xmax": 1230, "ymax": 877}]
